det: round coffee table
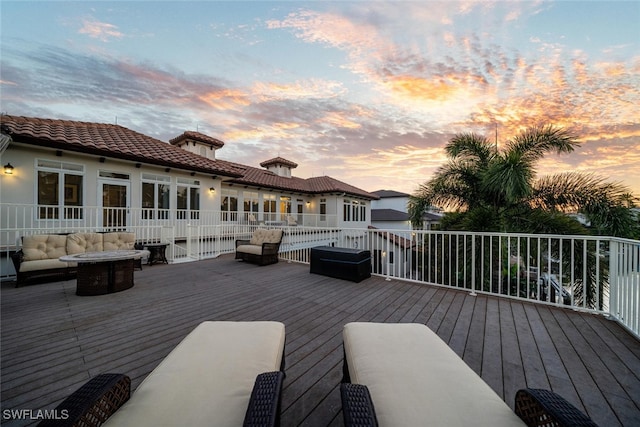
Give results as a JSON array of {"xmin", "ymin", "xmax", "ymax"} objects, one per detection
[{"xmin": 60, "ymin": 250, "xmax": 149, "ymax": 296}]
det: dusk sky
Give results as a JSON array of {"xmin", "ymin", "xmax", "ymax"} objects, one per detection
[{"xmin": 1, "ymin": 1, "xmax": 639, "ymax": 196}]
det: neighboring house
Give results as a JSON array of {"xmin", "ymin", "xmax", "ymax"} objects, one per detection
[
  {"xmin": 0, "ymin": 115, "xmax": 378, "ymax": 243},
  {"xmin": 371, "ymin": 190, "xmax": 412, "ymax": 230},
  {"xmin": 371, "ymin": 189, "xmax": 442, "ymax": 230}
]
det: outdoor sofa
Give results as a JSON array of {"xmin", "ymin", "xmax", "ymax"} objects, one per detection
[
  {"xmin": 235, "ymin": 228, "xmax": 283, "ymax": 266},
  {"xmin": 10, "ymin": 232, "xmax": 136, "ymax": 287},
  {"xmin": 340, "ymin": 322, "xmax": 599, "ymax": 427},
  {"xmin": 38, "ymin": 321, "xmax": 286, "ymax": 427}
]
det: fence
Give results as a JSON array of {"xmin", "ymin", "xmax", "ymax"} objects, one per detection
[{"xmin": 2, "ymin": 203, "xmax": 638, "ymax": 338}]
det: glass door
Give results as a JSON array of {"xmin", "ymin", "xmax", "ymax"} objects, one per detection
[{"xmin": 99, "ymin": 179, "xmax": 130, "ymax": 230}]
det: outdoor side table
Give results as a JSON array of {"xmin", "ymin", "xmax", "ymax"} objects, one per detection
[
  {"xmin": 60, "ymin": 250, "xmax": 149, "ymax": 296},
  {"xmin": 144, "ymin": 243, "xmax": 169, "ymax": 265}
]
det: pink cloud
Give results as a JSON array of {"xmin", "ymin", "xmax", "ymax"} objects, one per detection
[{"xmin": 78, "ymin": 19, "xmax": 124, "ymax": 42}]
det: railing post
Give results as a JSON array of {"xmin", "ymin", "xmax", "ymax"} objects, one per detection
[
  {"xmin": 609, "ymin": 239, "xmax": 619, "ymax": 321},
  {"xmin": 470, "ymin": 234, "xmax": 477, "ymax": 296}
]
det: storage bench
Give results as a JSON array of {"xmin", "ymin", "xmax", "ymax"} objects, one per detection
[{"xmin": 310, "ymin": 246, "xmax": 371, "ymax": 283}]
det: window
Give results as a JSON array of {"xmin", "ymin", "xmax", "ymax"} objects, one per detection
[
  {"xmin": 320, "ymin": 198, "xmax": 327, "ymax": 221},
  {"xmin": 221, "ymin": 189, "xmax": 238, "ymax": 221},
  {"xmin": 36, "ymin": 160, "xmax": 84, "ymax": 219},
  {"xmin": 177, "ymin": 178, "xmax": 200, "ymax": 220},
  {"xmin": 280, "ymin": 196, "xmax": 291, "ymax": 220},
  {"xmin": 343, "ymin": 199, "xmax": 351, "ymax": 222},
  {"xmin": 297, "ymin": 199, "xmax": 303, "ymax": 216},
  {"xmin": 243, "ymin": 191, "xmax": 259, "ymax": 221},
  {"xmin": 343, "ymin": 199, "xmax": 366, "ymax": 222},
  {"xmin": 142, "ymin": 174, "xmax": 170, "ymax": 220},
  {"xmin": 263, "ymin": 194, "xmax": 276, "ymax": 221}
]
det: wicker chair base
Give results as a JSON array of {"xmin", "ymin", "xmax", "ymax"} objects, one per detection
[
  {"xmin": 37, "ymin": 373, "xmax": 130, "ymax": 427},
  {"xmin": 515, "ymin": 389, "xmax": 599, "ymax": 427},
  {"xmin": 340, "ymin": 383, "xmax": 379, "ymax": 427},
  {"xmin": 243, "ymin": 371, "xmax": 285, "ymax": 427}
]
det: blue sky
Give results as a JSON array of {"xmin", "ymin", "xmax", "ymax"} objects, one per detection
[{"xmin": 1, "ymin": 1, "xmax": 639, "ymax": 195}]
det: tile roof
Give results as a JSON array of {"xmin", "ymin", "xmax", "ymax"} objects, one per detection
[
  {"xmin": 260, "ymin": 157, "xmax": 298, "ymax": 168},
  {"xmin": 367, "ymin": 225, "xmax": 416, "ymax": 249},
  {"xmin": 371, "ymin": 208, "xmax": 410, "ymax": 221},
  {"xmin": 0, "ymin": 115, "xmax": 243, "ymax": 177},
  {"xmin": 371, "ymin": 189, "xmax": 410, "ymax": 198},
  {"xmin": 225, "ymin": 163, "xmax": 378, "ymax": 199},
  {"xmin": 1, "ymin": 114, "xmax": 378, "ymax": 199},
  {"xmin": 169, "ymin": 131, "xmax": 225, "ymax": 149}
]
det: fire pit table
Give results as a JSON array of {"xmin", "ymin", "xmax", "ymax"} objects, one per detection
[{"xmin": 60, "ymin": 250, "xmax": 149, "ymax": 296}]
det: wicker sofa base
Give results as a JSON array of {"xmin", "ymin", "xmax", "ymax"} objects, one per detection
[{"xmin": 13, "ymin": 267, "xmax": 77, "ymax": 288}]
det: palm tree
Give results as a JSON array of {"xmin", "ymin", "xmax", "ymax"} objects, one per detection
[
  {"xmin": 409, "ymin": 125, "xmax": 638, "ymax": 310},
  {"xmin": 408, "ymin": 125, "xmax": 638, "ymax": 237}
]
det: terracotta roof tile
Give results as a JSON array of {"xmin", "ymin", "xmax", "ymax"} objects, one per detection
[
  {"xmin": 169, "ymin": 131, "xmax": 225, "ymax": 149},
  {"xmin": 260, "ymin": 157, "xmax": 298, "ymax": 168},
  {"xmin": 1, "ymin": 114, "xmax": 378, "ymax": 199},
  {"xmin": 0, "ymin": 115, "xmax": 243, "ymax": 177},
  {"xmin": 228, "ymin": 169, "xmax": 378, "ymax": 199}
]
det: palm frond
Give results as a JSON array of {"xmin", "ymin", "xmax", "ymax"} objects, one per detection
[
  {"xmin": 445, "ymin": 133, "xmax": 495, "ymax": 164},
  {"xmin": 507, "ymin": 125, "xmax": 580, "ymax": 164}
]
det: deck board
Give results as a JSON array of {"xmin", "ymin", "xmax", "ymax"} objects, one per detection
[{"xmin": 2, "ymin": 255, "xmax": 640, "ymax": 426}]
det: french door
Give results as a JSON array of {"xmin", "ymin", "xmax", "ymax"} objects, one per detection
[{"xmin": 98, "ymin": 179, "xmax": 130, "ymax": 230}]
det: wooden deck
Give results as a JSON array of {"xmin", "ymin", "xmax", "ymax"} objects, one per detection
[{"xmin": 2, "ymin": 255, "xmax": 639, "ymax": 426}]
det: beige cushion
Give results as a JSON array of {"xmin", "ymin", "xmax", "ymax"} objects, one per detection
[
  {"xmin": 249, "ymin": 229, "xmax": 268, "ymax": 245},
  {"xmin": 103, "ymin": 232, "xmax": 135, "ymax": 251},
  {"xmin": 103, "ymin": 321, "xmax": 285, "ymax": 427},
  {"xmin": 21, "ymin": 235, "xmax": 68, "ymax": 261},
  {"xmin": 343, "ymin": 322, "xmax": 526, "ymax": 427},
  {"xmin": 19, "ymin": 258, "xmax": 68, "ymax": 272},
  {"xmin": 67, "ymin": 233, "xmax": 104, "ymax": 254},
  {"xmin": 249, "ymin": 228, "xmax": 282, "ymax": 245},
  {"xmin": 236, "ymin": 244, "xmax": 263, "ymax": 255}
]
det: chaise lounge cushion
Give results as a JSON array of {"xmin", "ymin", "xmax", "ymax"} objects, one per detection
[
  {"xmin": 343, "ymin": 322, "xmax": 526, "ymax": 427},
  {"xmin": 102, "ymin": 321, "xmax": 285, "ymax": 427},
  {"xmin": 21, "ymin": 234, "xmax": 68, "ymax": 262},
  {"xmin": 66, "ymin": 233, "xmax": 104, "ymax": 254}
]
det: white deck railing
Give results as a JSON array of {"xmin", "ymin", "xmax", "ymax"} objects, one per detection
[{"xmin": 2, "ymin": 204, "xmax": 638, "ymax": 338}]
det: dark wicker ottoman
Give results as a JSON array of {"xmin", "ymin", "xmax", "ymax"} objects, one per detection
[{"xmin": 310, "ymin": 246, "xmax": 371, "ymax": 283}]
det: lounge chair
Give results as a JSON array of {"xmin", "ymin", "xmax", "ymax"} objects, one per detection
[
  {"xmin": 38, "ymin": 321, "xmax": 286, "ymax": 427},
  {"xmin": 340, "ymin": 322, "xmax": 598, "ymax": 427},
  {"xmin": 235, "ymin": 228, "xmax": 283, "ymax": 266},
  {"xmin": 286, "ymin": 216, "xmax": 297, "ymax": 226}
]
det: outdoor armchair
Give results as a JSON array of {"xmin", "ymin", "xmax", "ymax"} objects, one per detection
[{"xmin": 235, "ymin": 228, "xmax": 283, "ymax": 266}]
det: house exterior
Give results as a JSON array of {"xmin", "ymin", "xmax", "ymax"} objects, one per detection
[
  {"xmin": 371, "ymin": 189, "xmax": 412, "ymax": 230},
  {"xmin": 0, "ymin": 115, "xmax": 378, "ymax": 273},
  {"xmin": 371, "ymin": 189, "xmax": 442, "ymax": 230}
]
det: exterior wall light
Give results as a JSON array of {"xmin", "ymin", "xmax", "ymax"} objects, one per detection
[
  {"xmin": 209, "ymin": 187, "xmax": 215, "ymax": 194},
  {"xmin": 4, "ymin": 163, "xmax": 14, "ymax": 175}
]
